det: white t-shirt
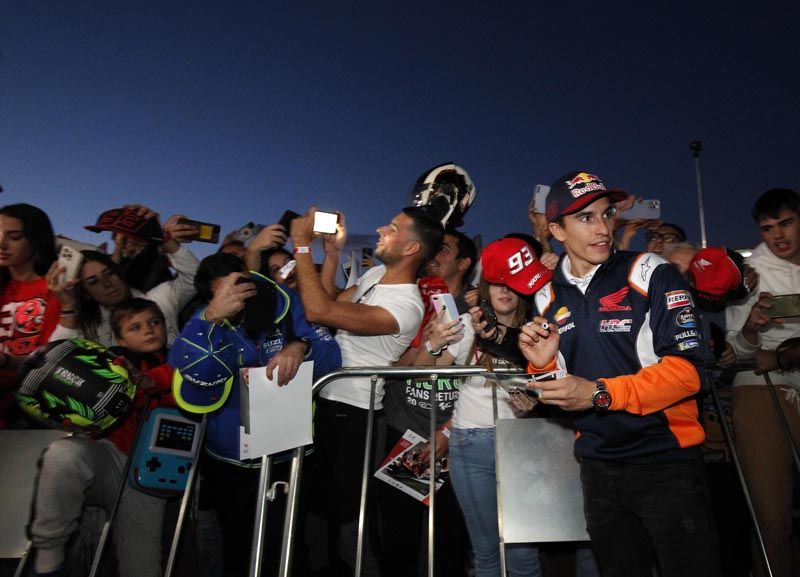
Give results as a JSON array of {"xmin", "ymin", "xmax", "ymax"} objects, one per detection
[
  {"xmin": 452, "ymin": 354, "xmax": 524, "ymax": 429},
  {"xmin": 321, "ymin": 265, "xmax": 424, "ymax": 409}
]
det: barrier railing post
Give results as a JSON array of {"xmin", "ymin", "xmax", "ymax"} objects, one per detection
[
  {"xmin": 706, "ymin": 369, "xmax": 773, "ymax": 577},
  {"xmin": 427, "ymin": 372, "xmax": 438, "ymax": 577},
  {"xmin": 235, "ymin": 366, "xmax": 525, "ymax": 577},
  {"xmin": 355, "ymin": 374, "xmax": 379, "ymax": 577},
  {"xmin": 248, "ymin": 454, "xmax": 274, "ymax": 577},
  {"xmin": 277, "ymin": 447, "xmax": 305, "ymax": 577},
  {"xmin": 164, "ymin": 414, "xmax": 208, "ymax": 577}
]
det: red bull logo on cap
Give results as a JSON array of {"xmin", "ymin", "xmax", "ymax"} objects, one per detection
[{"xmin": 565, "ymin": 172, "xmax": 604, "ymax": 198}]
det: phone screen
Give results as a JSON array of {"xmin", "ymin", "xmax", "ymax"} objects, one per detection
[
  {"xmin": 313, "ymin": 211, "xmax": 338, "ymax": 234},
  {"xmin": 766, "ymin": 294, "xmax": 800, "ymax": 318}
]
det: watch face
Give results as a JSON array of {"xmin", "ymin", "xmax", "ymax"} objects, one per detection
[{"xmin": 593, "ymin": 390, "xmax": 612, "ymax": 410}]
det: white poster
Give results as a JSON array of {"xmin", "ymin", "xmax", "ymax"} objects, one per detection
[{"xmin": 239, "ymin": 361, "xmax": 314, "ymax": 459}]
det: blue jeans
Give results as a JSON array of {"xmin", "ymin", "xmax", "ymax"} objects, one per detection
[
  {"xmin": 449, "ymin": 427, "xmax": 542, "ymax": 577},
  {"xmin": 581, "ymin": 457, "xmax": 720, "ymax": 577}
]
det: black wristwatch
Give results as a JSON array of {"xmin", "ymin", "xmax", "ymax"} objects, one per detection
[{"xmin": 591, "ymin": 380, "xmax": 612, "ymax": 411}]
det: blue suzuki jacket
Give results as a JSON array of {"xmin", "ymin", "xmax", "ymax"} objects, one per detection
[{"xmin": 169, "ymin": 281, "xmax": 341, "ymax": 466}]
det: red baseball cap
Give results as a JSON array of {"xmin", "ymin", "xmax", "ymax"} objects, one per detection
[
  {"xmin": 481, "ymin": 238, "xmax": 553, "ymax": 295},
  {"xmin": 85, "ymin": 207, "xmax": 164, "ymax": 242},
  {"xmin": 545, "ymin": 170, "xmax": 627, "ymax": 223},
  {"xmin": 689, "ymin": 247, "xmax": 747, "ymax": 309}
]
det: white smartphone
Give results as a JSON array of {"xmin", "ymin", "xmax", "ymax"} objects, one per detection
[
  {"xmin": 619, "ymin": 199, "xmax": 661, "ymax": 221},
  {"xmin": 313, "ymin": 211, "xmax": 339, "ymax": 234},
  {"xmin": 431, "ymin": 293, "xmax": 463, "ymax": 334},
  {"xmin": 532, "ymin": 184, "xmax": 550, "ymax": 214},
  {"xmin": 57, "ymin": 245, "xmax": 84, "ymax": 284}
]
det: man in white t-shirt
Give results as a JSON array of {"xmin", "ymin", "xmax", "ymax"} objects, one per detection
[{"xmin": 290, "ymin": 205, "xmax": 443, "ymax": 575}]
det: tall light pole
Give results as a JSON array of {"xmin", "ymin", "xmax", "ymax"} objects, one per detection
[{"xmin": 690, "ymin": 141, "xmax": 708, "ymax": 248}]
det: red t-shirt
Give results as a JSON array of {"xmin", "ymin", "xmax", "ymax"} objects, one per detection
[
  {"xmin": 0, "ymin": 276, "xmax": 61, "ymax": 427},
  {"xmin": 0, "ymin": 276, "xmax": 61, "ymax": 388}
]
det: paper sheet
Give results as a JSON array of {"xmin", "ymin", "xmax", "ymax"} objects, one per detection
[{"xmin": 239, "ymin": 361, "xmax": 313, "ymax": 459}]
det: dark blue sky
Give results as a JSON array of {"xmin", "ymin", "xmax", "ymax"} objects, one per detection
[{"xmin": 2, "ymin": 2, "xmax": 798, "ymax": 255}]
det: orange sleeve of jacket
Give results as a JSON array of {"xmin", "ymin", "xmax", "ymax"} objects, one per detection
[{"xmin": 603, "ymin": 355, "xmax": 700, "ymax": 415}]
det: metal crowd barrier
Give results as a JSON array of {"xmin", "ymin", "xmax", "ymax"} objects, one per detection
[
  {"xmin": 184, "ymin": 365, "xmax": 524, "ymax": 577},
  {"xmin": 15, "ymin": 362, "xmax": 797, "ymax": 577},
  {"xmin": 166, "ymin": 363, "xmax": 797, "ymax": 577},
  {"xmin": 704, "ymin": 362, "xmax": 800, "ymax": 577}
]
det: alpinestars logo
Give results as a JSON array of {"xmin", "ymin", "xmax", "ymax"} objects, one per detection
[{"xmin": 598, "ymin": 287, "xmax": 632, "ymax": 312}]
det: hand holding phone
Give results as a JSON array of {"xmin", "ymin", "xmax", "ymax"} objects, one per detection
[
  {"xmin": 235, "ymin": 276, "xmax": 278, "ymax": 333},
  {"xmin": 431, "ymin": 293, "xmax": 464, "ymax": 335},
  {"xmin": 176, "ymin": 218, "xmax": 221, "ymax": 244},
  {"xmin": 278, "ymin": 210, "xmax": 301, "ymax": 233},
  {"xmin": 313, "ymin": 211, "xmax": 339, "ymax": 234},
  {"xmin": 765, "ymin": 294, "xmax": 800, "ymax": 318},
  {"xmin": 57, "ymin": 245, "xmax": 84, "ymax": 285},
  {"xmin": 619, "ymin": 199, "xmax": 661, "ymax": 221},
  {"xmin": 479, "ymin": 300, "xmax": 498, "ymax": 333}
]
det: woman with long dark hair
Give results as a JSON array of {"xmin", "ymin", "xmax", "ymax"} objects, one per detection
[
  {"xmin": 48, "ymin": 206, "xmax": 200, "ymax": 347},
  {"xmin": 0, "ymin": 203, "xmax": 60, "ymax": 427},
  {"xmin": 448, "ymin": 237, "xmax": 555, "ymax": 577}
]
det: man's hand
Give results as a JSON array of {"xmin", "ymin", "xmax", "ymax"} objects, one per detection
[
  {"xmin": 322, "ymin": 211, "xmax": 347, "ymax": 255},
  {"xmin": 743, "ymin": 292, "xmax": 782, "ymax": 344},
  {"xmin": 249, "ymin": 223, "xmax": 288, "ymax": 252},
  {"xmin": 616, "ymin": 219, "xmax": 651, "ymax": 250},
  {"xmin": 508, "ymin": 390, "xmax": 537, "ymax": 414},
  {"xmin": 539, "ymin": 252, "xmax": 559, "ymax": 270},
  {"xmin": 518, "ymin": 317, "xmax": 559, "ymax": 368},
  {"xmin": 424, "ymin": 311, "xmax": 465, "ymax": 352},
  {"xmin": 529, "ymin": 212, "xmax": 553, "ymax": 252},
  {"xmin": 754, "ymin": 350, "xmax": 779, "ymax": 375},
  {"xmin": 204, "ymin": 273, "xmax": 256, "ymax": 323},
  {"xmin": 163, "ymin": 214, "xmax": 199, "ymax": 245},
  {"xmin": 533, "ymin": 374, "xmax": 595, "ymax": 411},
  {"xmin": 291, "ymin": 206, "xmax": 346, "ymax": 251},
  {"xmin": 266, "ymin": 341, "xmax": 305, "ymax": 386},
  {"xmin": 417, "ymin": 429, "xmax": 449, "ymax": 462}
]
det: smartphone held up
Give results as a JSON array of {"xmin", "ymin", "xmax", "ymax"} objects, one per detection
[{"xmin": 313, "ymin": 211, "xmax": 339, "ymax": 234}]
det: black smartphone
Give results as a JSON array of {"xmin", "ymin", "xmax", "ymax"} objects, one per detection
[
  {"xmin": 362, "ymin": 247, "xmax": 373, "ymax": 259},
  {"xmin": 278, "ymin": 210, "xmax": 301, "ymax": 233},
  {"xmin": 236, "ymin": 276, "xmax": 277, "ymax": 333},
  {"xmin": 709, "ymin": 322, "xmax": 726, "ymax": 360},
  {"xmin": 177, "ymin": 218, "xmax": 221, "ymax": 244},
  {"xmin": 479, "ymin": 300, "xmax": 498, "ymax": 332}
]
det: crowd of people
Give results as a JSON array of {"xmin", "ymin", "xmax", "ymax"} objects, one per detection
[{"xmin": 0, "ymin": 164, "xmax": 799, "ymax": 577}]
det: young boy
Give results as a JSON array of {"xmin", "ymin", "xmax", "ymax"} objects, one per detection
[{"xmin": 29, "ymin": 298, "xmax": 174, "ymax": 577}]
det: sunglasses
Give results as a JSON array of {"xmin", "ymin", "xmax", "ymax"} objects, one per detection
[{"xmin": 646, "ymin": 232, "xmax": 680, "ymax": 243}]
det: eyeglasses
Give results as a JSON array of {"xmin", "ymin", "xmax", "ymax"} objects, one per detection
[{"xmin": 646, "ymin": 232, "xmax": 680, "ymax": 243}]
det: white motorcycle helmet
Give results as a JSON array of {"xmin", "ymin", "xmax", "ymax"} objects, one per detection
[{"xmin": 411, "ymin": 162, "xmax": 476, "ymax": 229}]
